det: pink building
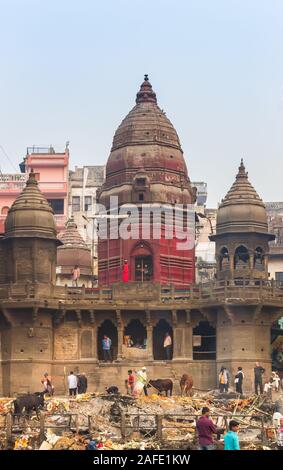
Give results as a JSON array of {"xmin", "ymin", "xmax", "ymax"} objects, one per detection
[{"xmin": 0, "ymin": 146, "xmax": 69, "ymax": 234}]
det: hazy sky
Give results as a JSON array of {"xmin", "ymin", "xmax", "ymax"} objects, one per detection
[{"xmin": 0, "ymin": 0, "xmax": 282, "ymax": 206}]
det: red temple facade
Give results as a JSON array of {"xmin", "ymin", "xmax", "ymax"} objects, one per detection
[{"xmin": 98, "ymin": 76, "xmax": 196, "ymax": 286}]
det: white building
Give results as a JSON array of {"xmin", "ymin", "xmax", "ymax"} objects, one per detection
[{"xmin": 68, "ymin": 165, "xmax": 105, "ymax": 275}]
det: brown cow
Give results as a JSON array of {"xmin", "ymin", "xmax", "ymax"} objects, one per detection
[{"xmin": 180, "ymin": 374, "xmax": 193, "ymax": 396}]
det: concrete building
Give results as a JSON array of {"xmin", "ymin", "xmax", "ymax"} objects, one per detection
[
  {"xmin": 68, "ymin": 165, "xmax": 105, "ymax": 276},
  {"xmin": 193, "ymin": 182, "xmax": 217, "ymax": 283},
  {"xmin": 266, "ymin": 202, "xmax": 283, "ymax": 282},
  {"xmin": 0, "ymin": 145, "xmax": 69, "ymax": 234}
]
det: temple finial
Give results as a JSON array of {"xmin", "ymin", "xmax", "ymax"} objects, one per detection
[{"xmin": 136, "ymin": 75, "xmax": 157, "ymax": 105}]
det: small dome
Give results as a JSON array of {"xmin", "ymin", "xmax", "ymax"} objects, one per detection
[
  {"xmin": 57, "ymin": 217, "xmax": 91, "ymax": 270},
  {"xmin": 215, "ymin": 160, "xmax": 270, "ymax": 235},
  {"xmin": 4, "ymin": 170, "xmax": 57, "ymax": 240}
]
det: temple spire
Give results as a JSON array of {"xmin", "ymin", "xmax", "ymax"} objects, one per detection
[{"xmin": 136, "ymin": 74, "xmax": 157, "ymax": 104}]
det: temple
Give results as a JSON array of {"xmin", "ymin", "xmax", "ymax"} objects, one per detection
[{"xmin": 0, "ymin": 78, "xmax": 282, "ymax": 396}]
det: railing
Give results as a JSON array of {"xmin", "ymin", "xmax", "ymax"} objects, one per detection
[
  {"xmin": 1, "ymin": 279, "xmax": 283, "ymax": 304},
  {"xmin": 120, "ymin": 412, "xmax": 269, "ymax": 444}
]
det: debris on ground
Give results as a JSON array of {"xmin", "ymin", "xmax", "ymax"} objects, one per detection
[{"xmin": 0, "ymin": 390, "xmax": 281, "ymax": 450}]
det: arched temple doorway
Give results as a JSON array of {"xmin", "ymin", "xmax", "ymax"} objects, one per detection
[
  {"xmin": 193, "ymin": 321, "xmax": 216, "ymax": 360},
  {"xmin": 130, "ymin": 242, "xmax": 153, "ymax": 282},
  {"xmin": 97, "ymin": 320, "xmax": 118, "ymax": 361},
  {"xmin": 124, "ymin": 319, "xmax": 147, "ymax": 348},
  {"xmin": 153, "ymin": 319, "xmax": 173, "ymax": 360}
]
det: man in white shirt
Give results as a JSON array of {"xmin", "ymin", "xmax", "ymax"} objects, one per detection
[
  {"xmin": 163, "ymin": 332, "xmax": 172, "ymax": 360},
  {"xmin": 68, "ymin": 371, "xmax": 78, "ymax": 396}
]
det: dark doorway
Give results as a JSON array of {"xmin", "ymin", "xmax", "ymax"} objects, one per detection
[
  {"xmin": 153, "ymin": 319, "xmax": 173, "ymax": 360},
  {"xmin": 124, "ymin": 319, "xmax": 147, "ymax": 348},
  {"xmin": 193, "ymin": 321, "xmax": 216, "ymax": 360},
  {"xmin": 97, "ymin": 320, "xmax": 118, "ymax": 361},
  {"xmin": 135, "ymin": 255, "xmax": 153, "ymax": 281},
  {"xmin": 271, "ymin": 317, "xmax": 283, "ymax": 372}
]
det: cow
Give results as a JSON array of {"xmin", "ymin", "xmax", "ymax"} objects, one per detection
[
  {"xmin": 180, "ymin": 374, "xmax": 193, "ymax": 396},
  {"xmin": 13, "ymin": 392, "xmax": 45, "ymax": 418},
  {"xmin": 147, "ymin": 379, "xmax": 173, "ymax": 397}
]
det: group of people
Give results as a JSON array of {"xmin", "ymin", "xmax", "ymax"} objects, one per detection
[
  {"xmin": 197, "ymin": 406, "xmax": 283, "ymax": 450},
  {"xmin": 102, "ymin": 332, "xmax": 173, "ymax": 361},
  {"xmin": 218, "ymin": 362, "xmax": 282, "ymax": 396},
  {"xmin": 125, "ymin": 367, "xmax": 148, "ymax": 397},
  {"xmin": 67, "ymin": 371, "xmax": 88, "ymax": 396}
]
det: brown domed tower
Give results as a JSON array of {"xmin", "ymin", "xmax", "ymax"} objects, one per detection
[
  {"xmin": 98, "ymin": 75, "xmax": 196, "ymax": 286},
  {"xmin": 210, "ymin": 160, "xmax": 275, "ymax": 280},
  {"xmin": 56, "ymin": 217, "xmax": 92, "ymax": 286},
  {"xmin": 0, "ymin": 170, "xmax": 60, "ymax": 291}
]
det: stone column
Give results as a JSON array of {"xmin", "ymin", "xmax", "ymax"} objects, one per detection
[
  {"xmin": 146, "ymin": 310, "xmax": 153, "ymax": 360},
  {"xmin": 183, "ymin": 310, "xmax": 193, "ymax": 359},
  {"xmin": 116, "ymin": 310, "xmax": 123, "ymax": 360},
  {"xmin": 229, "ymin": 255, "xmax": 234, "ymax": 278},
  {"xmin": 171, "ymin": 310, "xmax": 183, "ymax": 360},
  {"xmin": 89, "ymin": 310, "xmax": 97, "ymax": 360}
]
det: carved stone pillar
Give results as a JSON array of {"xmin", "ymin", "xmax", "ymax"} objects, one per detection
[
  {"xmin": 183, "ymin": 309, "xmax": 193, "ymax": 359},
  {"xmin": 89, "ymin": 310, "xmax": 97, "ymax": 360},
  {"xmin": 116, "ymin": 310, "xmax": 123, "ymax": 360},
  {"xmin": 146, "ymin": 310, "xmax": 153, "ymax": 360},
  {"xmin": 229, "ymin": 255, "xmax": 234, "ymax": 278}
]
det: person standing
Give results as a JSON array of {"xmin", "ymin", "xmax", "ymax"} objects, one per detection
[
  {"xmin": 125, "ymin": 370, "xmax": 135, "ymax": 395},
  {"xmin": 77, "ymin": 372, "xmax": 88, "ymax": 394},
  {"xmin": 102, "ymin": 335, "xmax": 112, "ymax": 362},
  {"xmin": 219, "ymin": 366, "xmax": 229, "ymax": 393},
  {"xmin": 71, "ymin": 265, "xmax": 80, "ymax": 287},
  {"xmin": 234, "ymin": 367, "xmax": 244, "ymax": 395},
  {"xmin": 196, "ymin": 407, "xmax": 219, "ymax": 450},
  {"xmin": 163, "ymin": 332, "xmax": 172, "ymax": 360},
  {"xmin": 254, "ymin": 362, "xmax": 265, "ymax": 395},
  {"xmin": 68, "ymin": 371, "xmax": 78, "ymax": 396},
  {"xmin": 122, "ymin": 259, "xmax": 129, "ymax": 282},
  {"xmin": 134, "ymin": 367, "xmax": 148, "ymax": 396},
  {"xmin": 272, "ymin": 371, "xmax": 281, "ymax": 392},
  {"xmin": 41, "ymin": 372, "xmax": 54, "ymax": 396},
  {"xmin": 224, "ymin": 420, "xmax": 240, "ymax": 450}
]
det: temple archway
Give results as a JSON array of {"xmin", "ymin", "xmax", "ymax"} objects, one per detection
[
  {"xmin": 153, "ymin": 319, "xmax": 173, "ymax": 360},
  {"xmin": 97, "ymin": 320, "xmax": 118, "ymax": 361},
  {"xmin": 124, "ymin": 319, "xmax": 147, "ymax": 348},
  {"xmin": 219, "ymin": 247, "xmax": 229, "ymax": 271},
  {"xmin": 193, "ymin": 321, "xmax": 216, "ymax": 360},
  {"xmin": 130, "ymin": 241, "xmax": 153, "ymax": 282},
  {"xmin": 234, "ymin": 245, "xmax": 249, "ymax": 270},
  {"xmin": 254, "ymin": 246, "xmax": 264, "ymax": 271}
]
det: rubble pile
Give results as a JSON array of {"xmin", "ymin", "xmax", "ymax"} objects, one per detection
[{"xmin": 0, "ymin": 391, "xmax": 281, "ymax": 450}]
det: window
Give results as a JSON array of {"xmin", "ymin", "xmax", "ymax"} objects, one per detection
[
  {"xmin": 136, "ymin": 178, "xmax": 146, "ymax": 186},
  {"xmin": 47, "ymin": 199, "xmax": 64, "ymax": 214},
  {"xmin": 1, "ymin": 206, "xmax": 9, "ymax": 215},
  {"xmin": 72, "ymin": 196, "xmax": 80, "ymax": 212},
  {"xmin": 84, "ymin": 196, "xmax": 92, "ymax": 211},
  {"xmin": 138, "ymin": 193, "xmax": 144, "ymax": 201},
  {"xmin": 275, "ymin": 272, "xmax": 283, "ymax": 283}
]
